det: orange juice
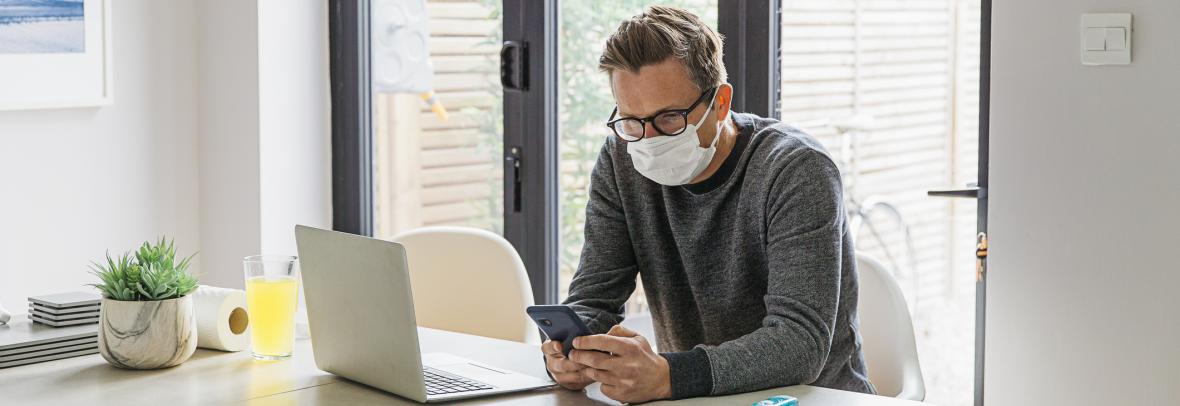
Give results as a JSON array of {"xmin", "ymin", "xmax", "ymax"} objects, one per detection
[{"xmin": 246, "ymin": 276, "xmax": 299, "ymax": 358}]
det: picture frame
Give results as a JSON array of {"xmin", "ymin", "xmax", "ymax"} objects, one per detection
[{"xmin": 0, "ymin": 0, "xmax": 113, "ymax": 111}]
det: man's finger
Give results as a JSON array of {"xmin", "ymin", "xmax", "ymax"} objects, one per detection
[
  {"xmin": 609, "ymin": 324, "xmax": 653, "ymax": 349},
  {"xmin": 573, "ymin": 334, "xmax": 634, "ymax": 355},
  {"xmin": 568, "ymin": 349, "xmax": 615, "ymax": 370},
  {"xmin": 607, "ymin": 324, "xmax": 638, "ymax": 338},
  {"xmin": 552, "ymin": 371, "xmax": 591, "ymax": 389},
  {"xmin": 552, "ymin": 371, "xmax": 581, "ymax": 381},
  {"xmin": 548, "ymin": 357, "xmax": 587, "ymax": 373},
  {"xmin": 542, "ymin": 340, "xmax": 564, "ymax": 358},
  {"xmin": 582, "ymin": 367, "xmax": 625, "ymax": 386}
]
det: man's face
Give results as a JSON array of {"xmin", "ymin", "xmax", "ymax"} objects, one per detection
[{"xmin": 610, "ymin": 58, "xmax": 730, "ymax": 147}]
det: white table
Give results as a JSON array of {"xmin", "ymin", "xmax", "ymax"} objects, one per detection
[{"xmin": 0, "ymin": 327, "xmax": 928, "ymax": 405}]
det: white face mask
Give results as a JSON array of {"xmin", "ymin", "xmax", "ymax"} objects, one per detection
[{"xmin": 626, "ymin": 89, "xmax": 721, "ymax": 186}]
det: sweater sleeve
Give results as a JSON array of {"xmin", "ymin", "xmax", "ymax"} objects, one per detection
[
  {"xmin": 661, "ymin": 347, "xmax": 714, "ymax": 399},
  {"xmin": 695, "ymin": 149, "xmax": 848, "ymax": 395},
  {"xmin": 561, "ymin": 141, "xmax": 639, "ymax": 335}
]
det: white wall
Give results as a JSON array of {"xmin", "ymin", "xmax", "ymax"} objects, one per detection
[
  {"xmin": 987, "ymin": 0, "xmax": 1180, "ymax": 404},
  {"xmin": 197, "ymin": 0, "xmax": 262, "ymax": 290},
  {"xmin": 0, "ymin": 0, "xmax": 330, "ymax": 312},
  {"xmin": 0, "ymin": 0, "xmax": 200, "ymax": 314},
  {"xmin": 197, "ymin": 0, "xmax": 331, "ymax": 290},
  {"xmin": 258, "ymin": 0, "xmax": 332, "ymax": 259}
]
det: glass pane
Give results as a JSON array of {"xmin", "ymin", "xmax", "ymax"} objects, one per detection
[
  {"xmin": 371, "ymin": 0, "xmax": 504, "ymax": 240},
  {"xmin": 557, "ymin": 2, "xmax": 718, "ymax": 315},
  {"xmin": 778, "ymin": 1, "xmax": 982, "ymax": 405}
]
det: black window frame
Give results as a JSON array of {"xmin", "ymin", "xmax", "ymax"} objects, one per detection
[
  {"xmin": 719, "ymin": 0, "xmax": 781, "ymax": 119},
  {"xmin": 329, "ymin": 0, "xmax": 373, "ymax": 237},
  {"xmin": 501, "ymin": 0, "xmax": 560, "ymax": 306},
  {"xmin": 975, "ymin": 2, "xmax": 992, "ymax": 405}
]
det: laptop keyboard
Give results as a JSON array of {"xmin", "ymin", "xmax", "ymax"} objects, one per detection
[{"xmin": 423, "ymin": 366, "xmax": 494, "ymax": 396}]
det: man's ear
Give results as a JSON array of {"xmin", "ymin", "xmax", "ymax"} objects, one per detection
[{"xmin": 715, "ymin": 83, "xmax": 734, "ymax": 123}]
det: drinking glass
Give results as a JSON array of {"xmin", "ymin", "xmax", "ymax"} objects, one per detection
[{"xmin": 243, "ymin": 255, "xmax": 299, "ymax": 360}]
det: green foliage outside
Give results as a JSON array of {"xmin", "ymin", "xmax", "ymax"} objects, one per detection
[
  {"xmin": 467, "ymin": 0, "xmax": 505, "ymax": 234},
  {"xmin": 555, "ymin": 1, "xmax": 717, "ymax": 282},
  {"xmin": 90, "ymin": 238, "xmax": 199, "ymax": 301},
  {"xmin": 468, "ymin": 0, "xmax": 717, "ymax": 288}
]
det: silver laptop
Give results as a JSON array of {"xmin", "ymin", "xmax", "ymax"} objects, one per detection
[{"xmin": 294, "ymin": 225, "xmax": 554, "ymax": 403}]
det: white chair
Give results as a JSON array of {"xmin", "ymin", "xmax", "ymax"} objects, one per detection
[
  {"xmin": 392, "ymin": 226, "xmax": 539, "ymax": 344},
  {"xmin": 856, "ymin": 253, "xmax": 925, "ymax": 401}
]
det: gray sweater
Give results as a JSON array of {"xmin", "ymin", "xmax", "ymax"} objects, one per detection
[{"xmin": 563, "ymin": 113, "xmax": 874, "ymax": 398}]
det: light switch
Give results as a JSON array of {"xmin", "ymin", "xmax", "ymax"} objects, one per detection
[
  {"xmin": 1105, "ymin": 28, "xmax": 1126, "ymax": 51},
  {"xmin": 1084, "ymin": 28, "xmax": 1106, "ymax": 51},
  {"xmin": 1081, "ymin": 13, "xmax": 1132, "ymax": 65}
]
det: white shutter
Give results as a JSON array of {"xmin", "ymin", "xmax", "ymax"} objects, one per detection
[
  {"xmin": 375, "ymin": 0, "xmax": 504, "ymax": 238},
  {"xmin": 951, "ymin": 0, "xmax": 982, "ymax": 299},
  {"xmin": 780, "ymin": 0, "xmax": 982, "ymax": 306}
]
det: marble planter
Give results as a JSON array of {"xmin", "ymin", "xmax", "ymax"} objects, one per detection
[{"xmin": 98, "ymin": 295, "xmax": 198, "ymax": 369}]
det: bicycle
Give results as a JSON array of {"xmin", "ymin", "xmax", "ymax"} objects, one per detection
[{"xmin": 792, "ymin": 115, "xmax": 921, "ymax": 313}]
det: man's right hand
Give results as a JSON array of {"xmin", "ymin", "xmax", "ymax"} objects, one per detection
[{"xmin": 542, "ymin": 340, "xmax": 594, "ymax": 390}]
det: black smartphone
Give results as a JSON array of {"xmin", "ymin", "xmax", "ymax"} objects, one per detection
[{"xmin": 526, "ymin": 305, "xmax": 594, "ymax": 358}]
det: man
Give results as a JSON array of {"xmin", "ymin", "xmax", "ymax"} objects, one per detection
[{"xmin": 539, "ymin": 5, "xmax": 875, "ymax": 404}]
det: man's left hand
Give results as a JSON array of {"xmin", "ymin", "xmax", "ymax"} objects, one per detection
[{"xmin": 569, "ymin": 325, "xmax": 672, "ymax": 404}]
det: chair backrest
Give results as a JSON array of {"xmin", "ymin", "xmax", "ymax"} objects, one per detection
[
  {"xmin": 856, "ymin": 253, "xmax": 925, "ymax": 401},
  {"xmin": 392, "ymin": 227, "xmax": 539, "ymax": 344}
]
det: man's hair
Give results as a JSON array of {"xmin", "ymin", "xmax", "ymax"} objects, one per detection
[{"xmin": 598, "ymin": 5, "xmax": 726, "ymax": 91}]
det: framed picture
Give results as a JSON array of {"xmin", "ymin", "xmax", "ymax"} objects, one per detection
[{"xmin": 0, "ymin": 0, "xmax": 112, "ymax": 110}]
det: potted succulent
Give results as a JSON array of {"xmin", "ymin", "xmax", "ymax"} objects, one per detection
[{"xmin": 90, "ymin": 238, "xmax": 200, "ymax": 369}]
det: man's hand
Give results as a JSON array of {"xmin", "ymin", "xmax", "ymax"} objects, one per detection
[
  {"xmin": 542, "ymin": 340, "xmax": 595, "ymax": 390},
  {"xmin": 570, "ymin": 325, "xmax": 672, "ymax": 404}
]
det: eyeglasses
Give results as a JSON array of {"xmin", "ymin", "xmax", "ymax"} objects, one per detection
[{"xmin": 605, "ymin": 87, "xmax": 717, "ymax": 142}]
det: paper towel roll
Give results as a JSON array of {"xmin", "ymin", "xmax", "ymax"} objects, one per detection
[{"xmin": 192, "ymin": 285, "xmax": 250, "ymax": 352}]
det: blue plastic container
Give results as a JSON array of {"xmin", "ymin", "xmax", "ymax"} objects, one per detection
[{"xmin": 752, "ymin": 395, "xmax": 798, "ymax": 406}]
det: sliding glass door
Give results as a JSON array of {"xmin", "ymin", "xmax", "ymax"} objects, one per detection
[
  {"xmin": 775, "ymin": 1, "xmax": 985, "ymax": 405},
  {"xmin": 368, "ymin": 1, "xmax": 506, "ymax": 239},
  {"xmin": 331, "ymin": 1, "xmax": 990, "ymax": 404}
]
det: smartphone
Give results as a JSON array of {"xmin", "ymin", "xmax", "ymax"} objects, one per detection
[{"xmin": 526, "ymin": 305, "xmax": 594, "ymax": 358}]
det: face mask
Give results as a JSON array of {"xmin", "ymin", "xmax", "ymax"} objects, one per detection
[{"xmin": 626, "ymin": 89, "xmax": 721, "ymax": 186}]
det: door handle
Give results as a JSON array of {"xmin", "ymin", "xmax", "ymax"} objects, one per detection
[
  {"xmin": 505, "ymin": 146, "xmax": 522, "ymax": 213},
  {"xmin": 500, "ymin": 41, "xmax": 528, "ymax": 91},
  {"xmin": 975, "ymin": 232, "xmax": 988, "ymax": 282},
  {"xmin": 927, "ymin": 183, "xmax": 985, "ymax": 199}
]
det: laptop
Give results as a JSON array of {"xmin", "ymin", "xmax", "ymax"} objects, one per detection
[{"xmin": 294, "ymin": 225, "xmax": 554, "ymax": 403}]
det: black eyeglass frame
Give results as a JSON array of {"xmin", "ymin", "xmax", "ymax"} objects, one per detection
[{"xmin": 605, "ymin": 86, "xmax": 718, "ymax": 142}]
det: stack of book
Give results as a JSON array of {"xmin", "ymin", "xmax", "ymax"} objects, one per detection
[
  {"xmin": 0, "ymin": 320, "xmax": 99, "ymax": 368},
  {"xmin": 28, "ymin": 292, "xmax": 101, "ymax": 327}
]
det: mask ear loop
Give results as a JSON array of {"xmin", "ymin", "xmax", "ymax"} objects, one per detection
[{"xmin": 697, "ymin": 88, "xmax": 722, "ymax": 149}]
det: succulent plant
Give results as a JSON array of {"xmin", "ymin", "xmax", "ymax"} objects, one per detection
[{"xmin": 90, "ymin": 238, "xmax": 199, "ymax": 301}]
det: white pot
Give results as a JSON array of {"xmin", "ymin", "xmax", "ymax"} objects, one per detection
[{"xmin": 98, "ymin": 295, "xmax": 198, "ymax": 369}]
